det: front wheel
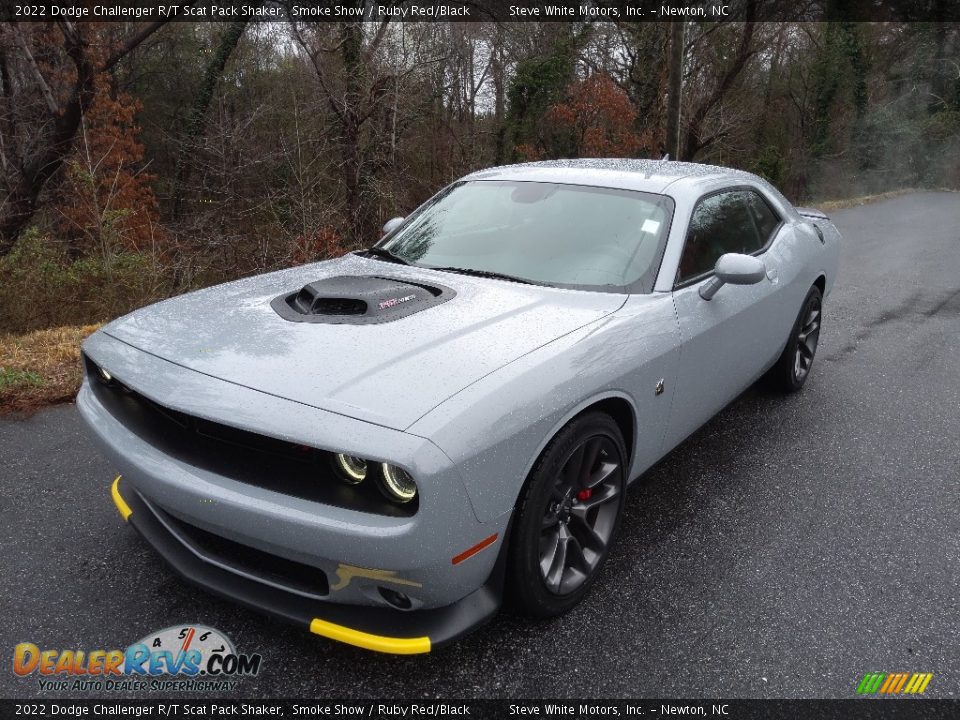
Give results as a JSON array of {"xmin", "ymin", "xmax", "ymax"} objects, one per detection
[
  {"xmin": 507, "ymin": 412, "xmax": 627, "ymax": 618},
  {"xmin": 769, "ymin": 285, "xmax": 823, "ymax": 392}
]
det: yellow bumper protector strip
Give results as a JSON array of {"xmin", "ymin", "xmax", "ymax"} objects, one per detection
[
  {"xmin": 111, "ymin": 476, "xmax": 132, "ymax": 521},
  {"xmin": 309, "ymin": 618, "xmax": 430, "ymax": 655}
]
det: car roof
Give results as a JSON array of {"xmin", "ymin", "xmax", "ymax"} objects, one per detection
[{"xmin": 462, "ymin": 158, "xmax": 760, "ymax": 196}]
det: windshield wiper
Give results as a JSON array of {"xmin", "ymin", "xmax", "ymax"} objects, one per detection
[
  {"xmin": 360, "ymin": 247, "xmax": 410, "ymax": 265},
  {"xmin": 431, "ymin": 266, "xmax": 539, "ymax": 285}
]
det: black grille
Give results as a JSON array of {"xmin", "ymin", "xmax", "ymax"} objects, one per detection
[
  {"xmin": 157, "ymin": 506, "xmax": 329, "ymax": 598},
  {"xmin": 85, "ymin": 355, "xmax": 417, "ymax": 517}
]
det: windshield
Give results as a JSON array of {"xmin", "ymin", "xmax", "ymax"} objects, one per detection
[{"xmin": 377, "ymin": 180, "xmax": 674, "ymax": 292}]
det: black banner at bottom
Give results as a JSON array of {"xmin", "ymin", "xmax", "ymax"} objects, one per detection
[{"xmin": 0, "ymin": 700, "xmax": 957, "ymax": 720}]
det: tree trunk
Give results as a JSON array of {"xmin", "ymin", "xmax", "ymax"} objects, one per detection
[
  {"xmin": 682, "ymin": 1, "xmax": 758, "ymax": 160},
  {"xmin": 172, "ymin": 19, "xmax": 251, "ymax": 218},
  {"xmin": 339, "ymin": 22, "xmax": 368, "ymax": 247},
  {"xmin": 0, "ymin": 21, "xmax": 169, "ymax": 253},
  {"xmin": 492, "ymin": 27, "xmax": 506, "ymax": 165},
  {"xmin": 665, "ymin": 21, "xmax": 685, "ymax": 159},
  {"xmin": 0, "ymin": 25, "xmax": 96, "ymax": 252}
]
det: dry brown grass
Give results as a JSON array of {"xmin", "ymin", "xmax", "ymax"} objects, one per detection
[
  {"xmin": 0, "ymin": 324, "xmax": 101, "ymax": 415},
  {"xmin": 817, "ymin": 187, "xmax": 957, "ymax": 211}
]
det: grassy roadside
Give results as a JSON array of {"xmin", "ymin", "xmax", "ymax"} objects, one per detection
[
  {"xmin": 817, "ymin": 187, "xmax": 957, "ymax": 211},
  {"xmin": 0, "ymin": 324, "xmax": 101, "ymax": 415}
]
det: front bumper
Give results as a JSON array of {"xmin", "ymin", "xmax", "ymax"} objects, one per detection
[
  {"xmin": 111, "ymin": 476, "xmax": 504, "ymax": 653},
  {"xmin": 79, "ymin": 331, "xmax": 511, "ymax": 652}
]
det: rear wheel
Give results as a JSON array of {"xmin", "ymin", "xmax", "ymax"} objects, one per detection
[
  {"xmin": 770, "ymin": 285, "xmax": 822, "ymax": 392},
  {"xmin": 508, "ymin": 412, "xmax": 627, "ymax": 617}
]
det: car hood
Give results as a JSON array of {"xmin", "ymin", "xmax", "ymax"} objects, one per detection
[{"xmin": 103, "ymin": 254, "xmax": 625, "ymax": 430}]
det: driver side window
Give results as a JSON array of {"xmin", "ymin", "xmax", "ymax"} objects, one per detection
[{"xmin": 676, "ymin": 190, "xmax": 765, "ymax": 284}]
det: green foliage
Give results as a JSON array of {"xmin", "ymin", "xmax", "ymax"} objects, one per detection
[
  {"xmin": 752, "ymin": 146, "xmax": 786, "ymax": 187},
  {"xmin": 0, "ymin": 368, "xmax": 45, "ymax": 391},
  {"xmin": 0, "ymin": 229, "xmax": 172, "ymax": 334},
  {"xmin": 810, "ymin": 23, "xmax": 869, "ymax": 158},
  {"xmin": 505, "ymin": 45, "xmax": 575, "ymax": 159},
  {"xmin": 921, "ymin": 110, "xmax": 960, "ymax": 140},
  {"xmin": 916, "ymin": 110, "xmax": 960, "ymax": 186}
]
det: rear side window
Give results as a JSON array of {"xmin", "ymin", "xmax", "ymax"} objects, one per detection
[
  {"xmin": 743, "ymin": 190, "xmax": 781, "ymax": 246},
  {"xmin": 677, "ymin": 190, "xmax": 764, "ymax": 283}
]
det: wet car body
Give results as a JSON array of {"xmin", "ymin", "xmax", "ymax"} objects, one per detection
[{"xmin": 78, "ymin": 159, "xmax": 841, "ymax": 653}]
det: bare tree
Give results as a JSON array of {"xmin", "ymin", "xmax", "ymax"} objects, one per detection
[
  {"xmin": 0, "ymin": 21, "xmax": 171, "ymax": 252},
  {"xmin": 665, "ymin": 21, "xmax": 686, "ymax": 158},
  {"xmin": 681, "ymin": 0, "xmax": 760, "ymax": 160}
]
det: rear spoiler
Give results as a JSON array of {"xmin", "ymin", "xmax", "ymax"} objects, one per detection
[{"xmin": 796, "ymin": 207, "xmax": 829, "ymax": 221}]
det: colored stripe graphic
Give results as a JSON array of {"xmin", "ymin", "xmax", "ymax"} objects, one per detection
[
  {"xmin": 856, "ymin": 673, "xmax": 876, "ymax": 694},
  {"xmin": 857, "ymin": 672, "xmax": 932, "ymax": 695},
  {"xmin": 892, "ymin": 673, "xmax": 909, "ymax": 694},
  {"xmin": 904, "ymin": 673, "xmax": 934, "ymax": 694},
  {"xmin": 879, "ymin": 674, "xmax": 896, "ymax": 694},
  {"xmin": 860, "ymin": 673, "xmax": 886, "ymax": 694}
]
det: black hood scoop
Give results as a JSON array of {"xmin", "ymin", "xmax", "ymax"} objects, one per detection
[{"xmin": 271, "ymin": 275, "xmax": 455, "ymax": 324}]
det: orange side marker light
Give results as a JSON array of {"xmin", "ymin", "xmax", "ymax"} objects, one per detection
[{"xmin": 452, "ymin": 533, "xmax": 499, "ymax": 565}]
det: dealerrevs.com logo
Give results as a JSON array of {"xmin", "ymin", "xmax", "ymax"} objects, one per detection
[{"xmin": 13, "ymin": 625, "xmax": 262, "ymax": 693}]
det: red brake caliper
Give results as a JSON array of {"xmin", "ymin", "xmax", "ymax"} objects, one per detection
[{"xmin": 576, "ymin": 488, "xmax": 592, "ymax": 502}]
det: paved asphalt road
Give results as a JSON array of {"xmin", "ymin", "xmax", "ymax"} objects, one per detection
[{"xmin": 1, "ymin": 191, "xmax": 958, "ymax": 701}]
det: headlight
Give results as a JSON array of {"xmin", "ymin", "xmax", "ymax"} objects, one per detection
[
  {"xmin": 379, "ymin": 464, "xmax": 417, "ymax": 504},
  {"xmin": 92, "ymin": 363, "xmax": 113, "ymax": 384},
  {"xmin": 334, "ymin": 453, "xmax": 367, "ymax": 484}
]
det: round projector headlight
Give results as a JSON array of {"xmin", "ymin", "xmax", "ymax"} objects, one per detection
[
  {"xmin": 379, "ymin": 464, "xmax": 417, "ymax": 504},
  {"xmin": 334, "ymin": 454, "xmax": 368, "ymax": 484}
]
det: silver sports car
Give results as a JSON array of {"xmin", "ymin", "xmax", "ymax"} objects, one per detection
[{"xmin": 79, "ymin": 159, "xmax": 841, "ymax": 654}]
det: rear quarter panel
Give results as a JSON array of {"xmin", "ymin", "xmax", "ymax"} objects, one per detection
[{"xmin": 803, "ymin": 215, "xmax": 842, "ymax": 298}]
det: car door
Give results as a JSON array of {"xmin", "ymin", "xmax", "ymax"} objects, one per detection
[{"xmin": 663, "ymin": 187, "xmax": 786, "ymax": 450}]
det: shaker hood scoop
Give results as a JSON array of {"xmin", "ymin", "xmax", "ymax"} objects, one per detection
[
  {"xmin": 103, "ymin": 255, "xmax": 625, "ymax": 430},
  {"xmin": 270, "ymin": 275, "xmax": 456, "ymax": 324}
]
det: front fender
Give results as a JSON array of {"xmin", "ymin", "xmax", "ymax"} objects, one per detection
[{"xmin": 409, "ymin": 295, "xmax": 681, "ymax": 522}]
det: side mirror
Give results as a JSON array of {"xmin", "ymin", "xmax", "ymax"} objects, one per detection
[
  {"xmin": 699, "ymin": 253, "xmax": 766, "ymax": 300},
  {"xmin": 381, "ymin": 216, "xmax": 405, "ymax": 238}
]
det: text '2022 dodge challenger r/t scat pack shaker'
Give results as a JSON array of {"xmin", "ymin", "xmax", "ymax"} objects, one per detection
[{"xmin": 78, "ymin": 159, "xmax": 840, "ymax": 654}]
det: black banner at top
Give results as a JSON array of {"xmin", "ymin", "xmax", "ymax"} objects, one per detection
[
  {"xmin": 2, "ymin": 0, "xmax": 959, "ymax": 23},
  {"xmin": 0, "ymin": 700, "xmax": 959, "ymax": 720}
]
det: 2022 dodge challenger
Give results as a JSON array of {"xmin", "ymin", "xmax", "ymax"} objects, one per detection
[{"xmin": 78, "ymin": 160, "xmax": 841, "ymax": 654}]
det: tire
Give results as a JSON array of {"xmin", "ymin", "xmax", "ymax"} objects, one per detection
[
  {"xmin": 769, "ymin": 285, "xmax": 823, "ymax": 392},
  {"xmin": 507, "ymin": 412, "xmax": 627, "ymax": 618}
]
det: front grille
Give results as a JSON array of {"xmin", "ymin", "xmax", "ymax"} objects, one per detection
[
  {"xmin": 154, "ymin": 504, "xmax": 329, "ymax": 598},
  {"xmin": 85, "ymin": 355, "xmax": 417, "ymax": 516}
]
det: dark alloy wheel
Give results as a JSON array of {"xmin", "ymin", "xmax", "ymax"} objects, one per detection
[
  {"xmin": 770, "ymin": 284, "xmax": 823, "ymax": 392},
  {"xmin": 794, "ymin": 294, "xmax": 822, "ymax": 381},
  {"xmin": 509, "ymin": 412, "xmax": 627, "ymax": 617}
]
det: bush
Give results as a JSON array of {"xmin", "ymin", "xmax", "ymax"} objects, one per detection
[
  {"xmin": 752, "ymin": 146, "xmax": 787, "ymax": 188},
  {"xmin": 0, "ymin": 229, "xmax": 172, "ymax": 334}
]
